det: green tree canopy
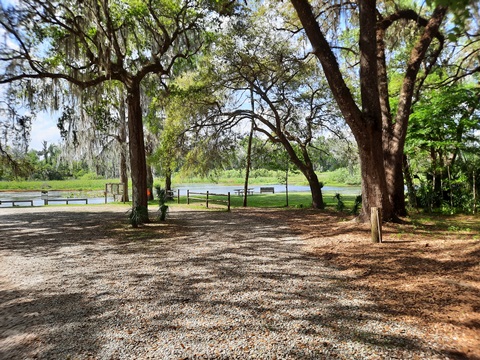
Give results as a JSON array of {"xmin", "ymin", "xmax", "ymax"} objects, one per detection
[{"xmin": 0, "ymin": 0, "xmax": 218, "ymax": 219}]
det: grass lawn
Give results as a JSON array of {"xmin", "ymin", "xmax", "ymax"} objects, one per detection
[
  {"xmin": 0, "ymin": 179, "xmax": 120, "ymax": 191},
  {"xmin": 158, "ymin": 191, "xmax": 360, "ymax": 213}
]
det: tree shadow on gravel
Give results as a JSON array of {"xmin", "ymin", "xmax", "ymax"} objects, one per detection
[
  {"xmin": 284, "ymin": 209, "xmax": 480, "ymax": 360},
  {"xmin": 1, "ymin": 207, "xmax": 474, "ymax": 359},
  {"xmin": 0, "ymin": 208, "xmax": 126, "ymax": 255},
  {"xmin": 107, "ymin": 209, "xmax": 468, "ymax": 358},
  {"xmin": 0, "ymin": 288, "xmax": 110, "ymax": 360}
]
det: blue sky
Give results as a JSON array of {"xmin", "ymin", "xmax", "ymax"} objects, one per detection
[{"xmin": 30, "ymin": 111, "xmax": 61, "ymax": 151}]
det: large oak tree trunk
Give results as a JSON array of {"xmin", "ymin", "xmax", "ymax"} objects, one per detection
[
  {"xmin": 290, "ymin": 0, "xmax": 389, "ymax": 221},
  {"xmin": 127, "ymin": 83, "xmax": 149, "ymax": 220},
  {"xmin": 291, "ymin": 0, "xmax": 446, "ymax": 222},
  {"xmin": 356, "ymin": 125, "xmax": 395, "ymax": 221},
  {"xmin": 357, "ymin": 0, "xmax": 397, "ymax": 221},
  {"xmin": 387, "ymin": 159, "xmax": 407, "ymax": 215},
  {"xmin": 304, "ymin": 168, "xmax": 324, "ymax": 209}
]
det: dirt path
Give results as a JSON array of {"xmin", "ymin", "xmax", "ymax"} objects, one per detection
[{"xmin": 0, "ymin": 205, "xmax": 476, "ymax": 359}]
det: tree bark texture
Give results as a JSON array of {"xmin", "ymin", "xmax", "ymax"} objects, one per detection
[
  {"xmin": 473, "ymin": 171, "xmax": 477, "ymax": 215},
  {"xmin": 243, "ymin": 88, "xmax": 255, "ymax": 207},
  {"xmin": 356, "ymin": 124, "xmax": 394, "ymax": 221},
  {"xmin": 290, "ymin": 0, "xmax": 446, "ymax": 221},
  {"xmin": 165, "ymin": 168, "xmax": 172, "ymax": 192},
  {"xmin": 120, "ymin": 150, "xmax": 129, "ymax": 202},
  {"xmin": 147, "ymin": 165, "xmax": 154, "ymax": 201},
  {"xmin": 305, "ymin": 169, "xmax": 324, "ymax": 210},
  {"xmin": 291, "ymin": 0, "xmax": 393, "ymax": 220},
  {"xmin": 119, "ymin": 95, "xmax": 130, "ymax": 203},
  {"xmin": 403, "ymin": 154, "xmax": 417, "ymax": 208},
  {"xmin": 127, "ymin": 82, "xmax": 149, "ymax": 219},
  {"xmin": 357, "ymin": 0, "xmax": 395, "ymax": 220},
  {"xmin": 383, "ymin": 6, "xmax": 446, "ymax": 215}
]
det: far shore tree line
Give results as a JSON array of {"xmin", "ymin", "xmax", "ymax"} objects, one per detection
[{"xmin": 0, "ymin": 0, "xmax": 479, "ymax": 223}]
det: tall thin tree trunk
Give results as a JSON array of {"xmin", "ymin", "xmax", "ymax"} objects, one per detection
[
  {"xmin": 447, "ymin": 165, "xmax": 453, "ymax": 208},
  {"xmin": 403, "ymin": 154, "xmax": 416, "ymax": 209},
  {"xmin": 120, "ymin": 150, "xmax": 129, "ymax": 202},
  {"xmin": 147, "ymin": 165, "xmax": 154, "ymax": 201},
  {"xmin": 473, "ymin": 170, "xmax": 477, "ymax": 214},
  {"xmin": 285, "ymin": 164, "xmax": 289, "ymax": 207},
  {"xmin": 431, "ymin": 149, "xmax": 443, "ymax": 207},
  {"xmin": 165, "ymin": 168, "xmax": 172, "ymax": 191},
  {"xmin": 119, "ymin": 93, "xmax": 129, "ymax": 202},
  {"xmin": 127, "ymin": 83, "xmax": 149, "ymax": 221},
  {"xmin": 243, "ymin": 87, "xmax": 255, "ymax": 207}
]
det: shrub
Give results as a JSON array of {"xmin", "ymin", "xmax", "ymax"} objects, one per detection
[
  {"xmin": 80, "ymin": 172, "xmax": 102, "ymax": 180},
  {"xmin": 127, "ymin": 206, "xmax": 149, "ymax": 228},
  {"xmin": 352, "ymin": 195, "xmax": 362, "ymax": 215},
  {"xmin": 325, "ymin": 167, "xmax": 361, "ymax": 185},
  {"xmin": 155, "ymin": 185, "xmax": 169, "ymax": 221},
  {"xmin": 333, "ymin": 193, "xmax": 345, "ymax": 212}
]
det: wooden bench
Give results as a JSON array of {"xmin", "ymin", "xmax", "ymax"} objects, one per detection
[
  {"xmin": 0, "ymin": 200, "xmax": 34, "ymax": 206},
  {"xmin": 260, "ymin": 187, "xmax": 275, "ymax": 194}
]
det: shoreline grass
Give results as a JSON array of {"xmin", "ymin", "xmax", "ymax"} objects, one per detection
[{"xmin": 0, "ymin": 179, "xmax": 121, "ymax": 192}]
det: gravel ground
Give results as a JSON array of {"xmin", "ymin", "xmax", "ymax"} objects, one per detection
[{"xmin": 0, "ymin": 205, "xmax": 457, "ymax": 359}]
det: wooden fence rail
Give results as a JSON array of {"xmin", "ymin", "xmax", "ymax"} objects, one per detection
[
  {"xmin": 0, "ymin": 200, "xmax": 34, "ymax": 207},
  {"xmin": 44, "ymin": 198, "xmax": 89, "ymax": 205},
  {"xmin": 187, "ymin": 190, "xmax": 231, "ymax": 211}
]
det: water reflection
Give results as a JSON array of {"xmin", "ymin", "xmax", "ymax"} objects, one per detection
[{"xmin": 174, "ymin": 184, "xmax": 361, "ymax": 196}]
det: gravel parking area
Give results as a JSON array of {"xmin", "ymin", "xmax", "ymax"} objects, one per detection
[{"xmin": 0, "ymin": 205, "xmax": 459, "ymax": 359}]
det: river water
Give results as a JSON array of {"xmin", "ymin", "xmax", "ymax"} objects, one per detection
[
  {"xmin": 0, "ymin": 190, "xmax": 109, "ymax": 207},
  {"xmin": 0, "ymin": 184, "xmax": 361, "ymax": 207}
]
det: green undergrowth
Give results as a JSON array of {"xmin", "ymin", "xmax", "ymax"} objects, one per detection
[{"xmin": 171, "ymin": 167, "xmax": 360, "ymax": 187}]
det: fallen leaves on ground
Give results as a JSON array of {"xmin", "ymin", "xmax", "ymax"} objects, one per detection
[{"xmin": 281, "ymin": 209, "xmax": 480, "ymax": 359}]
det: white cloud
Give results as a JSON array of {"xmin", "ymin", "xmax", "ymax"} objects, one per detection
[{"xmin": 30, "ymin": 111, "xmax": 61, "ymax": 151}]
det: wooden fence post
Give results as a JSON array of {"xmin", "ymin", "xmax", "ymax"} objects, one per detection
[
  {"xmin": 187, "ymin": 190, "xmax": 190, "ymax": 205},
  {"xmin": 227, "ymin": 192, "xmax": 231, "ymax": 212},
  {"xmin": 371, "ymin": 207, "xmax": 382, "ymax": 243},
  {"xmin": 177, "ymin": 189, "xmax": 180, "ymax": 204},
  {"xmin": 206, "ymin": 191, "xmax": 209, "ymax": 208}
]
